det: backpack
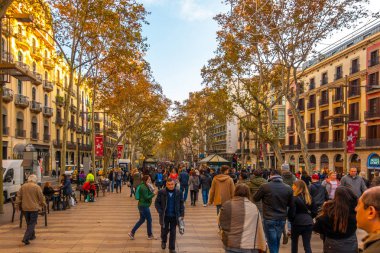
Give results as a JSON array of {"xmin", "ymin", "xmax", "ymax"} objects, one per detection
[
  {"xmin": 135, "ymin": 185, "xmax": 141, "ymax": 200},
  {"xmin": 157, "ymin": 173, "xmax": 163, "ymax": 182}
]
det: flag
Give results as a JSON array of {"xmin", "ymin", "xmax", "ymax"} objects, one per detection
[
  {"xmin": 95, "ymin": 135, "xmax": 104, "ymax": 157},
  {"xmin": 117, "ymin": 145, "xmax": 123, "ymax": 159},
  {"xmin": 346, "ymin": 122, "xmax": 360, "ymax": 153}
]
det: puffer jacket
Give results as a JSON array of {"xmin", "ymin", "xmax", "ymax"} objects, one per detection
[{"xmin": 246, "ymin": 176, "xmax": 267, "ymax": 214}]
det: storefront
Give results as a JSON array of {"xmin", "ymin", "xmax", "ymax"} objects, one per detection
[{"xmin": 367, "ymin": 153, "xmax": 380, "ymax": 182}]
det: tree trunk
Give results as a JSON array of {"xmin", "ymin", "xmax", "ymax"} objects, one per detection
[
  {"xmin": 262, "ymin": 142, "xmax": 269, "ymax": 169},
  {"xmin": 270, "ymin": 141, "xmax": 285, "ymax": 170}
]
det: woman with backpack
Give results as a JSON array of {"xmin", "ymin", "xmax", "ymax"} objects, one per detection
[
  {"xmin": 189, "ymin": 170, "xmax": 200, "ymax": 206},
  {"xmin": 128, "ymin": 175, "xmax": 157, "ymax": 240},
  {"xmin": 289, "ymin": 180, "xmax": 317, "ymax": 253}
]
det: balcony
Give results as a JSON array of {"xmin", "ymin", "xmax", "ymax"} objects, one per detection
[
  {"xmin": 309, "ymin": 83, "xmax": 315, "ymax": 90},
  {"xmin": 14, "ymin": 94, "xmax": 29, "ymax": 109},
  {"xmin": 56, "ymin": 80, "xmax": 63, "ymax": 87},
  {"xmin": 319, "ymin": 97, "xmax": 329, "ymax": 106},
  {"xmin": 43, "ymin": 58, "xmax": 54, "ymax": 70},
  {"xmin": 333, "ymin": 93, "xmax": 343, "ymax": 102},
  {"xmin": 307, "ymin": 143, "xmax": 317, "ymax": 149},
  {"xmin": 306, "ymin": 122, "xmax": 316, "ymax": 130},
  {"xmin": 30, "ymin": 47, "xmax": 43, "ymax": 62},
  {"xmin": 369, "ymin": 56, "xmax": 379, "ymax": 67},
  {"xmin": 365, "ymin": 110, "xmax": 380, "ymax": 120},
  {"xmin": 15, "ymin": 33, "xmax": 29, "ymax": 51},
  {"xmin": 333, "ymin": 141, "xmax": 343, "ymax": 148},
  {"xmin": 366, "ymin": 138, "xmax": 380, "ymax": 147},
  {"xmin": 334, "ymin": 73, "xmax": 343, "ymax": 81},
  {"xmin": 43, "ymin": 134, "xmax": 50, "ymax": 142},
  {"xmin": 3, "ymin": 127, "xmax": 9, "ymax": 136},
  {"xmin": 287, "ymin": 125, "xmax": 295, "ymax": 133},
  {"xmin": 298, "ymin": 103, "xmax": 305, "ymax": 112},
  {"xmin": 55, "ymin": 95, "xmax": 64, "ymax": 107},
  {"xmin": 30, "ymin": 131, "xmax": 39, "ymax": 140},
  {"xmin": 2, "ymin": 87, "xmax": 13, "ymax": 103},
  {"xmin": 43, "ymin": 80, "xmax": 54, "ymax": 92},
  {"xmin": 307, "ymin": 101, "xmax": 316, "ymax": 109},
  {"xmin": 76, "ymin": 125, "xmax": 84, "ymax": 134},
  {"xmin": 30, "ymin": 101, "xmax": 42, "ymax": 113},
  {"xmin": 350, "ymin": 65, "xmax": 360, "ymax": 75},
  {"xmin": 348, "ymin": 86, "xmax": 360, "ymax": 97},
  {"xmin": 320, "ymin": 78, "xmax": 328, "ymax": 86},
  {"xmin": 70, "ymin": 104, "xmax": 77, "ymax": 113},
  {"xmin": 0, "ymin": 56, "xmax": 40, "ymax": 82},
  {"xmin": 69, "ymin": 121, "xmax": 76, "ymax": 129},
  {"xmin": 85, "ymin": 128, "xmax": 91, "ymax": 135},
  {"xmin": 288, "ymin": 109, "xmax": 293, "ymax": 115},
  {"xmin": 318, "ymin": 119, "xmax": 329, "ymax": 128},
  {"xmin": 15, "ymin": 129, "xmax": 26, "ymax": 138},
  {"xmin": 31, "ymin": 72, "xmax": 43, "ymax": 85},
  {"xmin": 55, "ymin": 117, "xmax": 64, "ymax": 126},
  {"xmin": 53, "ymin": 140, "xmax": 62, "ymax": 148},
  {"xmin": 67, "ymin": 141, "xmax": 77, "ymax": 150},
  {"xmin": 43, "ymin": 107, "xmax": 53, "ymax": 117},
  {"xmin": 332, "ymin": 117, "xmax": 344, "ymax": 126},
  {"xmin": 349, "ymin": 114, "xmax": 360, "ymax": 122},
  {"xmin": 319, "ymin": 142, "xmax": 330, "ymax": 149}
]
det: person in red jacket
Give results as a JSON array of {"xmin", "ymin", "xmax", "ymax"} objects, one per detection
[{"xmin": 82, "ymin": 181, "xmax": 96, "ymax": 202}]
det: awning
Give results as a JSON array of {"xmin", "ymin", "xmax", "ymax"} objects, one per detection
[{"xmin": 199, "ymin": 154, "xmax": 230, "ymax": 163}]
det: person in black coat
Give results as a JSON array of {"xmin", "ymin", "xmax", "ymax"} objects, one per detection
[
  {"xmin": 309, "ymin": 174, "xmax": 329, "ymax": 211},
  {"xmin": 289, "ymin": 181, "xmax": 317, "ymax": 253},
  {"xmin": 155, "ymin": 178, "xmax": 185, "ymax": 253}
]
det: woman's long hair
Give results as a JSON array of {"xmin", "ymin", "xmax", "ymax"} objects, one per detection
[
  {"xmin": 293, "ymin": 180, "xmax": 312, "ymax": 205},
  {"xmin": 319, "ymin": 186, "xmax": 357, "ymax": 233}
]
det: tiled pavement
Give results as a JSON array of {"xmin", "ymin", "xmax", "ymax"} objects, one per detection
[{"xmin": 0, "ymin": 186, "xmax": 365, "ymax": 253}]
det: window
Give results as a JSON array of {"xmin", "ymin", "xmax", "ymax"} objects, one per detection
[
  {"xmin": 70, "ymin": 133, "xmax": 74, "ymax": 143},
  {"xmin": 368, "ymin": 98, "xmax": 380, "ymax": 113},
  {"xmin": 335, "ymin": 66, "xmax": 343, "ymax": 80},
  {"xmin": 17, "ymin": 80, "xmax": 22, "ymax": 94},
  {"xmin": 45, "ymin": 71, "xmax": 48, "ymax": 81},
  {"xmin": 321, "ymin": 110, "xmax": 329, "ymax": 120},
  {"xmin": 321, "ymin": 90, "xmax": 329, "ymax": 104},
  {"xmin": 321, "ymin": 72, "xmax": 328, "ymax": 85},
  {"xmin": 367, "ymin": 125, "xmax": 380, "ymax": 139},
  {"xmin": 18, "ymin": 51, "xmax": 22, "ymax": 62},
  {"xmin": 32, "ymin": 62, "xmax": 36, "ymax": 73},
  {"xmin": 309, "ymin": 133, "xmax": 316, "ymax": 143},
  {"xmin": 289, "ymin": 136, "xmax": 294, "ymax": 145},
  {"xmin": 4, "ymin": 168, "xmax": 14, "ymax": 182},
  {"xmin": 310, "ymin": 113, "xmax": 315, "ymax": 125},
  {"xmin": 320, "ymin": 132, "xmax": 329, "ymax": 143},
  {"xmin": 44, "ymin": 94, "xmax": 48, "ymax": 107},
  {"xmin": 370, "ymin": 50, "xmax": 379, "ymax": 67},
  {"xmin": 349, "ymin": 79, "xmax": 360, "ymax": 97},
  {"xmin": 31, "ymin": 116, "xmax": 38, "ymax": 138},
  {"xmin": 2, "ymin": 107, "xmax": 7, "ymax": 134},
  {"xmin": 309, "ymin": 78, "xmax": 315, "ymax": 90},
  {"xmin": 16, "ymin": 112, "xmax": 24, "ymax": 135},
  {"xmin": 298, "ymin": 98, "xmax": 305, "ymax": 110},
  {"xmin": 335, "ymin": 87, "xmax": 343, "ymax": 101},
  {"xmin": 308, "ymin": 94, "xmax": 316, "ymax": 108},
  {"xmin": 334, "ymin": 130, "xmax": 343, "ymax": 142},
  {"xmin": 56, "ymin": 129, "xmax": 60, "ymax": 142},
  {"xmin": 351, "ymin": 58, "xmax": 359, "ymax": 74},
  {"xmin": 32, "ymin": 87, "xmax": 36, "ymax": 101},
  {"xmin": 349, "ymin": 102, "xmax": 359, "ymax": 121},
  {"xmin": 368, "ymin": 72, "xmax": 379, "ymax": 87}
]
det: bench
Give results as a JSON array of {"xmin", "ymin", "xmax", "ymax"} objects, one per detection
[{"xmin": 11, "ymin": 196, "xmax": 48, "ymax": 227}]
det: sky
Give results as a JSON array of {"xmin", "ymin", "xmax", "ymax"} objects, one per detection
[{"xmin": 140, "ymin": 0, "xmax": 380, "ymax": 103}]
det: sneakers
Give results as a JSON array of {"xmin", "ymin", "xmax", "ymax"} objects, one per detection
[
  {"xmin": 29, "ymin": 235, "xmax": 36, "ymax": 241},
  {"xmin": 147, "ymin": 235, "xmax": 157, "ymax": 240},
  {"xmin": 203, "ymin": 204, "xmax": 207, "ymax": 207},
  {"xmin": 161, "ymin": 242, "xmax": 166, "ymax": 249},
  {"xmin": 128, "ymin": 232, "xmax": 135, "ymax": 240}
]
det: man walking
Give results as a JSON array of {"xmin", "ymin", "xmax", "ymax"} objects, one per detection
[
  {"xmin": 254, "ymin": 170, "xmax": 293, "ymax": 253},
  {"xmin": 309, "ymin": 174, "xmax": 329, "ymax": 211},
  {"xmin": 178, "ymin": 168, "xmax": 189, "ymax": 202},
  {"xmin": 356, "ymin": 186, "xmax": 380, "ymax": 253},
  {"xmin": 209, "ymin": 165, "xmax": 235, "ymax": 215},
  {"xmin": 155, "ymin": 178, "xmax": 185, "ymax": 253},
  {"xmin": 341, "ymin": 167, "xmax": 367, "ymax": 198},
  {"xmin": 15, "ymin": 174, "xmax": 46, "ymax": 245}
]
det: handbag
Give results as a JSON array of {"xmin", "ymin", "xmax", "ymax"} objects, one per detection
[{"xmin": 178, "ymin": 217, "xmax": 185, "ymax": 235}]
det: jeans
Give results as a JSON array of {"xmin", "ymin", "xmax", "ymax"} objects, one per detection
[
  {"xmin": 180, "ymin": 185, "xmax": 189, "ymax": 202},
  {"xmin": 263, "ymin": 219, "xmax": 286, "ymax": 253},
  {"xmin": 190, "ymin": 190, "xmax": 198, "ymax": 205},
  {"xmin": 131, "ymin": 206, "xmax": 152, "ymax": 236},
  {"xmin": 108, "ymin": 180, "xmax": 114, "ymax": 192},
  {"xmin": 161, "ymin": 216, "xmax": 177, "ymax": 250},
  {"xmin": 115, "ymin": 180, "xmax": 122, "ymax": 193},
  {"xmin": 23, "ymin": 211, "xmax": 38, "ymax": 241},
  {"xmin": 202, "ymin": 189, "xmax": 209, "ymax": 205},
  {"xmin": 291, "ymin": 225, "xmax": 313, "ymax": 253}
]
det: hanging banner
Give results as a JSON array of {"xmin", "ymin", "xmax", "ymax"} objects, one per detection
[
  {"xmin": 346, "ymin": 122, "xmax": 360, "ymax": 153},
  {"xmin": 95, "ymin": 135, "xmax": 104, "ymax": 157},
  {"xmin": 117, "ymin": 145, "xmax": 123, "ymax": 159}
]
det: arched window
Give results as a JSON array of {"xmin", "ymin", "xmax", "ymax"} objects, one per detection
[
  {"xmin": 32, "ymin": 87, "xmax": 36, "ymax": 101},
  {"xmin": 32, "ymin": 62, "xmax": 36, "ymax": 73},
  {"xmin": 44, "ymin": 94, "xmax": 48, "ymax": 107},
  {"xmin": 43, "ymin": 120, "xmax": 49, "ymax": 138},
  {"xmin": 18, "ymin": 51, "xmax": 22, "ymax": 62},
  {"xmin": 16, "ymin": 111, "xmax": 24, "ymax": 134},
  {"xmin": 2, "ymin": 107, "xmax": 7, "ymax": 133},
  {"xmin": 31, "ymin": 116, "xmax": 38, "ymax": 138},
  {"xmin": 17, "ymin": 80, "xmax": 22, "ymax": 94},
  {"xmin": 45, "ymin": 71, "xmax": 48, "ymax": 81}
]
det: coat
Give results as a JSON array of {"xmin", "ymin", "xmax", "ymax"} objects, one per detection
[
  {"xmin": 361, "ymin": 232, "xmax": 380, "ymax": 253},
  {"xmin": 155, "ymin": 188, "xmax": 185, "ymax": 226},
  {"xmin": 138, "ymin": 183, "xmax": 155, "ymax": 207},
  {"xmin": 219, "ymin": 196, "xmax": 266, "ymax": 252},
  {"xmin": 15, "ymin": 182, "xmax": 46, "ymax": 212},
  {"xmin": 189, "ymin": 175, "xmax": 200, "ymax": 191},
  {"xmin": 246, "ymin": 176, "xmax": 267, "ymax": 214},
  {"xmin": 209, "ymin": 174, "xmax": 235, "ymax": 206}
]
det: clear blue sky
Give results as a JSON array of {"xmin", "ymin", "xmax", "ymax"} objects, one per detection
[{"xmin": 141, "ymin": 0, "xmax": 380, "ymax": 103}]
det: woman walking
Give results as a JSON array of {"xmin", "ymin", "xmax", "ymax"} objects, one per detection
[
  {"xmin": 289, "ymin": 181, "xmax": 317, "ymax": 253},
  {"xmin": 128, "ymin": 175, "xmax": 156, "ymax": 240},
  {"xmin": 313, "ymin": 186, "xmax": 358, "ymax": 253},
  {"xmin": 189, "ymin": 171, "xmax": 200, "ymax": 206}
]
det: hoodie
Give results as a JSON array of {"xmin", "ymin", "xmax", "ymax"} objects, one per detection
[{"xmin": 209, "ymin": 174, "xmax": 235, "ymax": 206}]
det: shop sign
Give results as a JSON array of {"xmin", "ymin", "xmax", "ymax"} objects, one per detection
[{"xmin": 367, "ymin": 153, "xmax": 380, "ymax": 169}]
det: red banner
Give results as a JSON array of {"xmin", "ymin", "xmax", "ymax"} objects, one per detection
[
  {"xmin": 346, "ymin": 122, "xmax": 360, "ymax": 153},
  {"xmin": 95, "ymin": 135, "xmax": 104, "ymax": 157},
  {"xmin": 117, "ymin": 145, "xmax": 123, "ymax": 159}
]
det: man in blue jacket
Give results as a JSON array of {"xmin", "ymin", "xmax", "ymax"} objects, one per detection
[
  {"xmin": 178, "ymin": 169, "xmax": 189, "ymax": 202},
  {"xmin": 155, "ymin": 178, "xmax": 185, "ymax": 253}
]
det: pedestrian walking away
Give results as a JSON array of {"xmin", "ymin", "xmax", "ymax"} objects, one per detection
[
  {"xmin": 189, "ymin": 170, "xmax": 200, "ymax": 206},
  {"xmin": 355, "ymin": 186, "xmax": 380, "ymax": 253},
  {"xmin": 128, "ymin": 175, "xmax": 157, "ymax": 240},
  {"xmin": 253, "ymin": 169, "xmax": 293, "ymax": 253},
  {"xmin": 15, "ymin": 174, "xmax": 46, "ymax": 245},
  {"xmin": 313, "ymin": 186, "xmax": 358, "ymax": 253},
  {"xmin": 209, "ymin": 165, "xmax": 235, "ymax": 215},
  {"xmin": 219, "ymin": 184, "xmax": 267, "ymax": 253},
  {"xmin": 289, "ymin": 180, "xmax": 317, "ymax": 253},
  {"xmin": 309, "ymin": 174, "xmax": 329, "ymax": 211},
  {"xmin": 155, "ymin": 178, "xmax": 185, "ymax": 253},
  {"xmin": 179, "ymin": 168, "xmax": 189, "ymax": 202},
  {"xmin": 200, "ymin": 170, "xmax": 212, "ymax": 207}
]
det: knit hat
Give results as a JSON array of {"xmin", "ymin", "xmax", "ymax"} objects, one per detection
[{"xmin": 311, "ymin": 174, "xmax": 319, "ymax": 180}]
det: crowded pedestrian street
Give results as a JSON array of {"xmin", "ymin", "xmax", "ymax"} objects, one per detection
[{"xmin": 1, "ymin": 184, "xmax": 367, "ymax": 253}]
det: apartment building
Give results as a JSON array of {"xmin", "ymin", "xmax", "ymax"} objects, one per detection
[
  {"xmin": 284, "ymin": 23, "xmax": 380, "ymax": 178},
  {"xmin": 0, "ymin": 6, "xmax": 92, "ymax": 174}
]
